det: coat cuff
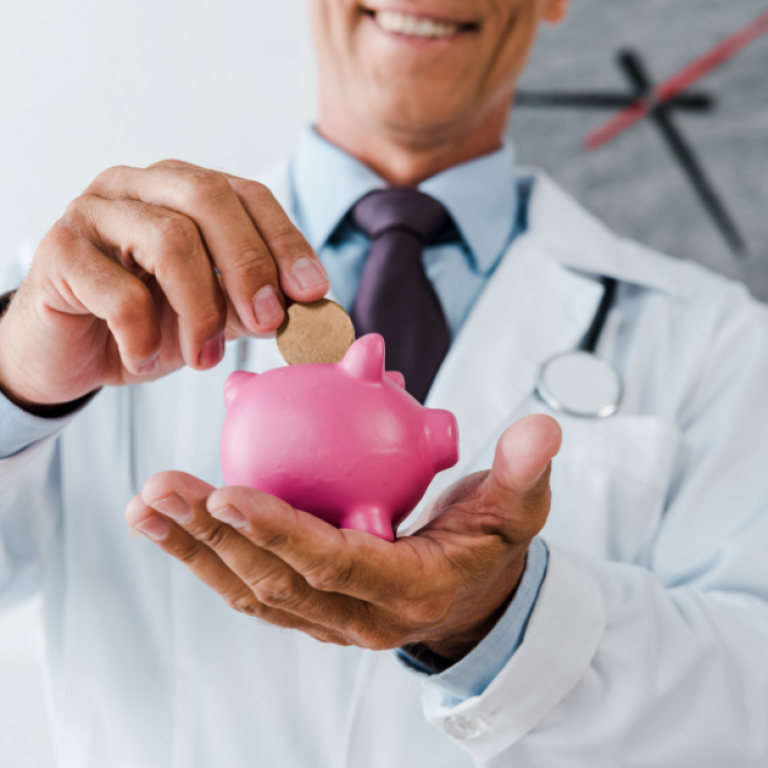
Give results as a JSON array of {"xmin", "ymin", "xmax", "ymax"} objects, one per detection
[{"xmin": 421, "ymin": 542, "xmax": 606, "ymax": 762}]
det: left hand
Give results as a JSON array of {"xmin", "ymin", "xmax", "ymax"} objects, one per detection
[{"xmin": 125, "ymin": 415, "xmax": 561, "ymax": 660}]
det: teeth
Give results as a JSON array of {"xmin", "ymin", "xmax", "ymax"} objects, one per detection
[{"xmin": 374, "ymin": 10, "xmax": 461, "ymax": 38}]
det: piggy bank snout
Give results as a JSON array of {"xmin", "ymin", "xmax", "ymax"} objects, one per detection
[{"xmin": 423, "ymin": 409, "xmax": 459, "ymax": 473}]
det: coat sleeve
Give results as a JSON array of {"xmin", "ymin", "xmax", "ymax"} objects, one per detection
[
  {"xmin": 421, "ymin": 280, "xmax": 768, "ymax": 767},
  {"xmin": 0, "ymin": 242, "xmax": 65, "ymax": 613}
]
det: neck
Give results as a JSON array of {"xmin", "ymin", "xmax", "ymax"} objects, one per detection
[{"xmin": 315, "ymin": 93, "xmax": 513, "ymax": 187}]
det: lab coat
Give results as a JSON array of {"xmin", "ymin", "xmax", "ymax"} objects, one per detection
[{"xmin": 1, "ymin": 163, "xmax": 768, "ymax": 768}]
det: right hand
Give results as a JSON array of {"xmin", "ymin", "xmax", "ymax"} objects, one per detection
[{"xmin": 0, "ymin": 160, "xmax": 329, "ymax": 412}]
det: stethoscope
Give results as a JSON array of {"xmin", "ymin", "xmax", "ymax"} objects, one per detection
[{"xmin": 535, "ymin": 276, "xmax": 623, "ymax": 418}]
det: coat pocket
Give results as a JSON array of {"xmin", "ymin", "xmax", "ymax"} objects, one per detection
[{"xmin": 541, "ymin": 414, "xmax": 680, "ymax": 566}]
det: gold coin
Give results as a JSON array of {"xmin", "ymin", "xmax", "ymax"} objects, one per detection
[{"xmin": 276, "ymin": 299, "xmax": 355, "ymax": 365}]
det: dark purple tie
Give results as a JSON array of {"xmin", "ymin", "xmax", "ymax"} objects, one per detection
[{"xmin": 350, "ymin": 188, "xmax": 452, "ymax": 404}]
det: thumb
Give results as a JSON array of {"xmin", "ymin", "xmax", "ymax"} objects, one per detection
[{"xmin": 486, "ymin": 414, "xmax": 562, "ymax": 516}]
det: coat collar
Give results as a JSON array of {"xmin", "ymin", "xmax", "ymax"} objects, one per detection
[{"xmin": 521, "ymin": 168, "xmax": 692, "ymax": 301}]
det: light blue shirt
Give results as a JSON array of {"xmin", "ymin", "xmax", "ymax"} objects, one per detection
[
  {"xmin": 0, "ymin": 127, "xmax": 548, "ymax": 701},
  {"xmin": 291, "ymin": 127, "xmax": 523, "ymax": 338}
]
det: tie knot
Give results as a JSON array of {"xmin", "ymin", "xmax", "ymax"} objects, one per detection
[{"xmin": 352, "ymin": 188, "xmax": 451, "ymax": 244}]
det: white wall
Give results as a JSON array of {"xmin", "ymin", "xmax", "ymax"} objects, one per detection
[
  {"xmin": 0, "ymin": 0, "xmax": 317, "ymax": 267},
  {"xmin": 0, "ymin": 2, "xmax": 316, "ymax": 765}
]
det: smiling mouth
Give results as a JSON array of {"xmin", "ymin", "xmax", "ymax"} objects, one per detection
[{"xmin": 362, "ymin": 7, "xmax": 478, "ymax": 39}]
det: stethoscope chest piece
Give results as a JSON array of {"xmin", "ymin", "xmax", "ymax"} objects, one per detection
[{"xmin": 536, "ymin": 350, "xmax": 622, "ymax": 418}]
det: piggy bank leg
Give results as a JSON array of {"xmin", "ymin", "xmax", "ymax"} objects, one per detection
[{"xmin": 341, "ymin": 507, "xmax": 395, "ymax": 542}]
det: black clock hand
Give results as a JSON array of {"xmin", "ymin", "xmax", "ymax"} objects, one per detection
[
  {"xmin": 515, "ymin": 91, "xmax": 713, "ymax": 111},
  {"xmin": 618, "ymin": 50, "xmax": 747, "ymax": 256}
]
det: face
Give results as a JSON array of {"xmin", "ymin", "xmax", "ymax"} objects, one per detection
[{"xmin": 310, "ymin": 0, "xmax": 569, "ymax": 150}]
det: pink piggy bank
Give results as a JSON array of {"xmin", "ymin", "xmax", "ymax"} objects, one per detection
[{"xmin": 220, "ymin": 334, "xmax": 459, "ymax": 541}]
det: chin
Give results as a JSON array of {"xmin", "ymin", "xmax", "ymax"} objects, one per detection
[{"xmin": 358, "ymin": 79, "xmax": 477, "ymax": 146}]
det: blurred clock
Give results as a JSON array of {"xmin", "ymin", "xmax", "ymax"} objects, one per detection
[{"xmin": 508, "ymin": 0, "xmax": 768, "ymax": 302}]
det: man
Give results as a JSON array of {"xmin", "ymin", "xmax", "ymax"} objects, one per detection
[{"xmin": 1, "ymin": 1, "xmax": 767, "ymax": 766}]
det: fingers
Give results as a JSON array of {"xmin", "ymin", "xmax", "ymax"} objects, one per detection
[
  {"xmin": 43, "ymin": 222, "xmax": 163, "ymax": 375},
  {"xmin": 490, "ymin": 414, "xmax": 562, "ymax": 495},
  {"xmin": 89, "ymin": 162, "xmax": 329, "ymax": 336},
  {"xmin": 206, "ymin": 485, "xmax": 429, "ymax": 603},
  {"xmin": 227, "ymin": 176, "xmax": 329, "ymax": 299},
  {"xmin": 72, "ymin": 196, "xmax": 227, "ymax": 369},
  {"xmin": 134, "ymin": 472, "xmax": 370, "ymax": 638},
  {"xmin": 484, "ymin": 414, "xmax": 562, "ymax": 540}
]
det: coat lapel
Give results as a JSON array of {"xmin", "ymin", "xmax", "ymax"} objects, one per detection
[{"xmin": 423, "ymin": 234, "xmax": 604, "ymax": 494}]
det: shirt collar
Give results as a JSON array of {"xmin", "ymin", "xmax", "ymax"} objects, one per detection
[{"xmin": 291, "ymin": 127, "xmax": 518, "ymax": 275}]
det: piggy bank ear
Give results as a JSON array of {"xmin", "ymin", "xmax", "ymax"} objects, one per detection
[
  {"xmin": 340, "ymin": 334, "xmax": 385, "ymax": 382},
  {"xmin": 224, "ymin": 371, "xmax": 257, "ymax": 408}
]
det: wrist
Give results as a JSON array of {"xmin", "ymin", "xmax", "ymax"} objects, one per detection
[
  {"xmin": 0, "ymin": 292, "xmax": 93, "ymax": 418},
  {"xmin": 421, "ymin": 549, "xmax": 527, "ymax": 662}
]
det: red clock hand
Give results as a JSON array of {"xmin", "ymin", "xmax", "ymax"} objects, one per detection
[{"xmin": 584, "ymin": 9, "xmax": 768, "ymax": 150}]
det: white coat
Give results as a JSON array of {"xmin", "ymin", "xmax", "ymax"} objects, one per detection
[{"xmin": 2, "ymin": 162, "xmax": 768, "ymax": 768}]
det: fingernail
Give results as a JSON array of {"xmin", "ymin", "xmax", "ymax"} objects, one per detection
[
  {"xmin": 293, "ymin": 257, "xmax": 327, "ymax": 290},
  {"xmin": 151, "ymin": 493, "xmax": 193, "ymax": 523},
  {"xmin": 135, "ymin": 514, "xmax": 170, "ymax": 541},
  {"xmin": 210, "ymin": 505, "xmax": 248, "ymax": 529},
  {"xmin": 253, "ymin": 285, "xmax": 284, "ymax": 326},
  {"xmin": 199, "ymin": 333, "xmax": 225, "ymax": 368},
  {"xmin": 137, "ymin": 354, "xmax": 159, "ymax": 375}
]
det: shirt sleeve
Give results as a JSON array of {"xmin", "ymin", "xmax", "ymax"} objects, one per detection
[
  {"xmin": 396, "ymin": 537, "xmax": 548, "ymax": 700},
  {"xmin": 0, "ymin": 390, "xmax": 83, "ymax": 458}
]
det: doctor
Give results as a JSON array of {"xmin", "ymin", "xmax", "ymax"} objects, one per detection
[{"xmin": 2, "ymin": 0, "xmax": 768, "ymax": 766}]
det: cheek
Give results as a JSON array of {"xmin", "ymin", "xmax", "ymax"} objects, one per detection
[
  {"xmin": 482, "ymin": 1, "xmax": 543, "ymax": 92},
  {"xmin": 310, "ymin": 0, "xmax": 360, "ymax": 72}
]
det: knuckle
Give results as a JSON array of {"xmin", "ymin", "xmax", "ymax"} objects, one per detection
[
  {"xmin": 172, "ymin": 543, "xmax": 208, "ymax": 569},
  {"xmin": 88, "ymin": 165, "xmax": 129, "ymax": 192},
  {"xmin": 255, "ymin": 525, "xmax": 292, "ymax": 553},
  {"xmin": 147, "ymin": 158, "xmax": 190, "ymax": 171},
  {"xmin": 269, "ymin": 227, "xmax": 310, "ymax": 260},
  {"xmin": 192, "ymin": 304, "xmax": 227, "ymax": 341},
  {"xmin": 313, "ymin": 630, "xmax": 352, "ymax": 647},
  {"xmin": 227, "ymin": 243, "xmax": 275, "ymax": 283},
  {"xmin": 112, "ymin": 281, "xmax": 153, "ymax": 321},
  {"xmin": 408, "ymin": 597, "xmax": 450, "ymax": 628},
  {"xmin": 185, "ymin": 170, "xmax": 232, "ymax": 206},
  {"xmin": 154, "ymin": 215, "xmax": 200, "ymax": 256},
  {"xmin": 253, "ymin": 572, "xmax": 301, "ymax": 607},
  {"xmin": 233, "ymin": 179, "xmax": 272, "ymax": 204},
  {"xmin": 306, "ymin": 559, "xmax": 354, "ymax": 593},
  {"xmin": 230, "ymin": 595, "xmax": 268, "ymax": 619},
  {"xmin": 62, "ymin": 194, "xmax": 97, "ymax": 228},
  {"xmin": 364, "ymin": 629, "xmax": 398, "ymax": 652},
  {"xmin": 191, "ymin": 521, "xmax": 231, "ymax": 551},
  {"xmin": 47, "ymin": 217, "xmax": 81, "ymax": 253}
]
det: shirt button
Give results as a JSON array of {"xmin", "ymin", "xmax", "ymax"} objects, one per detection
[{"xmin": 444, "ymin": 715, "xmax": 483, "ymax": 740}]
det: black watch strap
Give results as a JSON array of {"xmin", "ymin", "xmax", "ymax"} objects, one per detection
[{"xmin": 0, "ymin": 290, "xmax": 17, "ymax": 318}]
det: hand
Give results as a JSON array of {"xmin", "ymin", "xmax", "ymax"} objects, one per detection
[
  {"xmin": 126, "ymin": 415, "xmax": 561, "ymax": 660},
  {"xmin": 0, "ymin": 160, "xmax": 329, "ymax": 412}
]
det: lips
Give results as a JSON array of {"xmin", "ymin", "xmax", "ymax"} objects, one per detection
[{"xmin": 362, "ymin": 6, "xmax": 478, "ymax": 39}]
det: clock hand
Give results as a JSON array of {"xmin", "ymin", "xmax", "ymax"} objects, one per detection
[
  {"xmin": 585, "ymin": 9, "xmax": 768, "ymax": 150},
  {"xmin": 515, "ymin": 91, "xmax": 713, "ymax": 110},
  {"xmin": 617, "ymin": 51, "xmax": 747, "ymax": 257}
]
